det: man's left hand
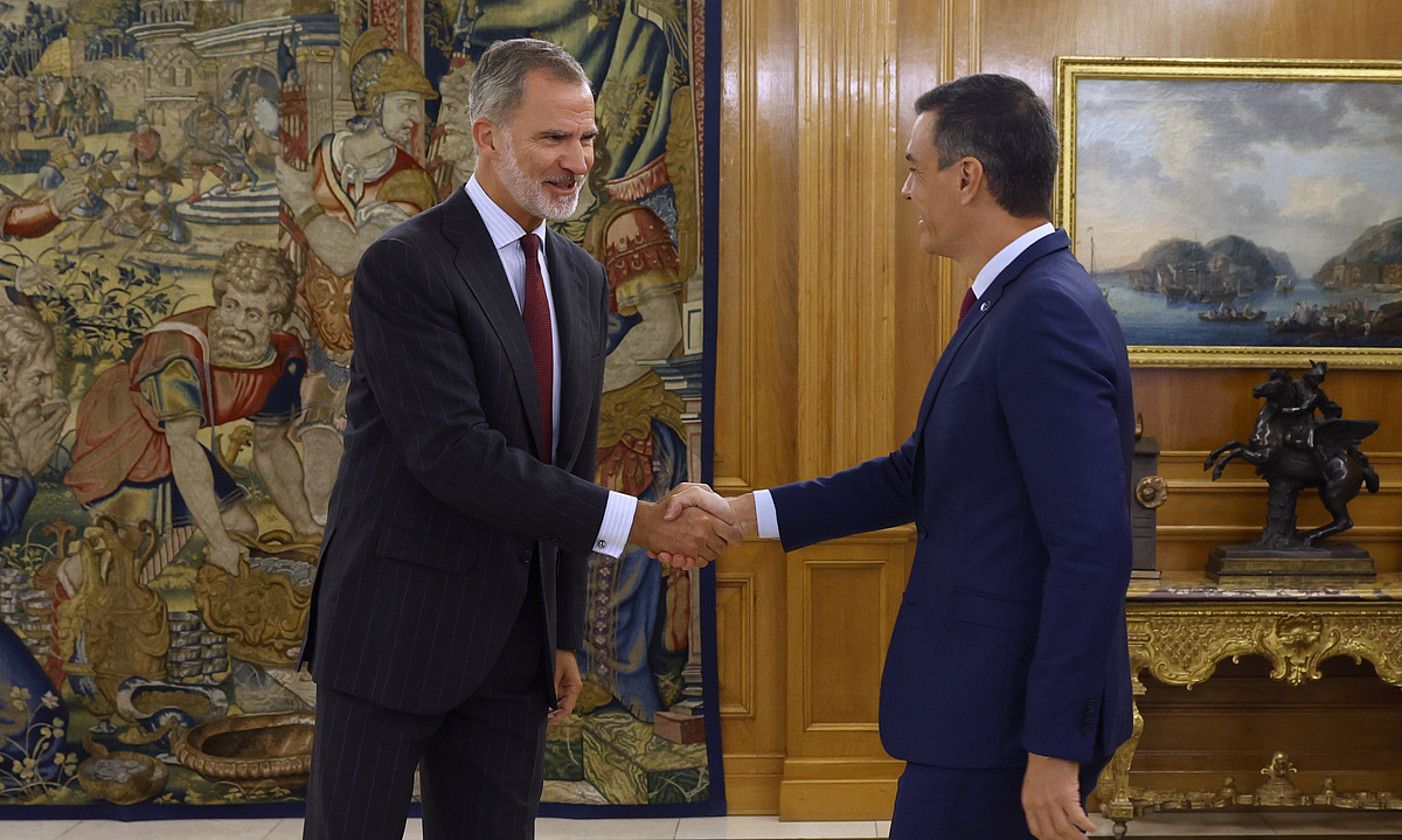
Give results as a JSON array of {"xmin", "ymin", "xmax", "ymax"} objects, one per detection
[
  {"xmin": 1021, "ymin": 752, "xmax": 1096, "ymax": 839},
  {"xmin": 549, "ymin": 650, "xmax": 583, "ymax": 725}
]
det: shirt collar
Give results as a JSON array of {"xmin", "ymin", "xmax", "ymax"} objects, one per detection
[
  {"xmin": 970, "ymin": 221, "xmax": 1056, "ymax": 299},
  {"xmin": 464, "ymin": 174, "xmax": 549, "ymax": 250}
]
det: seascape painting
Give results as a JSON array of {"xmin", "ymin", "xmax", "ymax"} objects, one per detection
[{"xmin": 1057, "ymin": 58, "xmax": 1402, "ymax": 367}]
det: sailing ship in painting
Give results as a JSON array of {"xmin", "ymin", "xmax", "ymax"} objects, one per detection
[{"xmin": 1198, "ymin": 302, "xmax": 1265, "ymax": 323}]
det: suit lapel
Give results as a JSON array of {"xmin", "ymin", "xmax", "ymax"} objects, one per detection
[
  {"xmin": 545, "ymin": 231, "xmax": 591, "ymax": 469},
  {"xmin": 440, "ymin": 189, "xmax": 547, "ymax": 458},
  {"xmin": 914, "ymin": 229, "xmax": 1072, "ymax": 433}
]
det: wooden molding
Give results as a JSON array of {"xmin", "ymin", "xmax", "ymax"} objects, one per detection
[
  {"xmin": 723, "ymin": 753, "xmax": 786, "ymax": 814},
  {"xmin": 712, "ymin": 475, "xmax": 756, "ymax": 496},
  {"xmin": 794, "ymin": 0, "xmax": 900, "ymax": 476},
  {"xmin": 714, "ymin": 0, "xmax": 797, "ymax": 491},
  {"xmin": 798, "ymin": 558, "xmax": 890, "ymax": 732},
  {"xmin": 778, "ymin": 756, "xmax": 903, "ymax": 820},
  {"xmin": 716, "ymin": 572, "xmax": 758, "ymax": 718}
]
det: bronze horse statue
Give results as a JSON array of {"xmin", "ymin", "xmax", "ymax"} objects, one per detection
[{"xmin": 1205, "ymin": 365, "xmax": 1379, "ymax": 549}]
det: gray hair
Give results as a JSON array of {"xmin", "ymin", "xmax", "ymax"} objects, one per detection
[{"xmin": 467, "ymin": 38, "xmax": 589, "ymax": 126}]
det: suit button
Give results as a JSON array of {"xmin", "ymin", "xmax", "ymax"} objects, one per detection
[
  {"xmin": 519, "ymin": 550, "xmax": 532, "ymax": 565},
  {"xmin": 916, "ymin": 526, "xmax": 928, "ymax": 540}
]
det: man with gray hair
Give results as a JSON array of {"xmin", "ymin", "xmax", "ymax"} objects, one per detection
[{"xmin": 300, "ymin": 38, "xmax": 738, "ymax": 839}]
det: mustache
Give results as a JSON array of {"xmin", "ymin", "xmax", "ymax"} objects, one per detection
[
  {"xmin": 543, "ymin": 174, "xmax": 584, "ymax": 189},
  {"xmin": 214, "ymin": 326, "xmax": 256, "ymax": 344}
]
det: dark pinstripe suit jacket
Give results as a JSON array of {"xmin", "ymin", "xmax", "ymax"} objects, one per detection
[{"xmin": 301, "ymin": 187, "xmax": 611, "ymax": 715}]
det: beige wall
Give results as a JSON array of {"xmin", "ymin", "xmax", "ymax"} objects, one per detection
[{"xmin": 712, "ymin": 0, "xmax": 1402, "ymax": 818}]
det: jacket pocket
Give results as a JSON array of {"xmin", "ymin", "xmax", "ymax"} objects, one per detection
[
  {"xmin": 952, "ymin": 586, "xmax": 1040, "ymax": 636},
  {"xmin": 375, "ymin": 524, "xmax": 486, "ymax": 574}
]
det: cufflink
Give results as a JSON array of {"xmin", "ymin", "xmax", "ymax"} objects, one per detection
[{"xmin": 596, "ymin": 539, "xmax": 607, "ymax": 550}]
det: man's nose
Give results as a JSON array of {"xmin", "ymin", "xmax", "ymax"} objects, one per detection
[{"xmin": 562, "ymin": 144, "xmax": 592, "ymax": 175}]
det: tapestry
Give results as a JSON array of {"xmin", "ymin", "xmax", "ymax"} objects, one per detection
[{"xmin": 0, "ymin": 0, "xmax": 721, "ymax": 816}]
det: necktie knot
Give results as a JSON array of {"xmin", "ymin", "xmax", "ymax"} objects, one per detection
[
  {"xmin": 520, "ymin": 232, "xmax": 541, "ymax": 261},
  {"xmin": 958, "ymin": 288, "xmax": 978, "ymax": 323}
]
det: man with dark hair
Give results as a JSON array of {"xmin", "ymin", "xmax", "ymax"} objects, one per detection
[
  {"xmin": 664, "ymin": 73, "xmax": 1135, "ymax": 839},
  {"xmin": 300, "ymin": 37, "xmax": 738, "ymax": 840}
]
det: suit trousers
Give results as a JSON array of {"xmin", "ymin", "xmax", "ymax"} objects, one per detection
[
  {"xmin": 889, "ymin": 757, "xmax": 1107, "ymax": 840},
  {"xmin": 303, "ymin": 567, "xmax": 550, "ymax": 840}
]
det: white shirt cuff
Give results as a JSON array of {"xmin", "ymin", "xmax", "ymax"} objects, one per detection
[
  {"xmin": 753, "ymin": 489, "xmax": 781, "ymax": 540},
  {"xmin": 593, "ymin": 491, "xmax": 637, "ymax": 558}
]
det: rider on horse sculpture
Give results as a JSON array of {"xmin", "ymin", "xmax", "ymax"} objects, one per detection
[{"xmin": 1205, "ymin": 361, "xmax": 1380, "ymax": 549}]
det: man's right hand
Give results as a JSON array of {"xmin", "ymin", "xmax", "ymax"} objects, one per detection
[
  {"xmin": 628, "ymin": 495, "xmax": 740, "ymax": 565},
  {"xmin": 651, "ymin": 486, "xmax": 758, "ymax": 572}
]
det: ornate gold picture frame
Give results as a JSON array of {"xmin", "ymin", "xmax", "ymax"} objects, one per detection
[{"xmin": 1054, "ymin": 57, "xmax": 1402, "ymax": 368}]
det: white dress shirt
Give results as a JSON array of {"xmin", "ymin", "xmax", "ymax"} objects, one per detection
[
  {"xmin": 464, "ymin": 177, "xmax": 635, "ymax": 557},
  {"xmin": 752, "ymin": 222, "xmax": 1058, "ymax": 541}
]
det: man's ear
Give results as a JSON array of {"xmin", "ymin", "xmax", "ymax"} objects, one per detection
[
  {"xmin": 471, "ymin": 118, "xmax": 497, "ymax": 156},
  {"xmin": 958, "ymin": 157, "xmax": 984, "ymax": 205}
]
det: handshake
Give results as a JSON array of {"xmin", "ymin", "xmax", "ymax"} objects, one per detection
[{"xmin": 626, "ymin": 483, "xmax": 757, "ymax": 574}]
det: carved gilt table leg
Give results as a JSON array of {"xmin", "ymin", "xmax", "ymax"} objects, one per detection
[{"xmin": 1099, "ymin": 700, "xmax": 1144, "ymax": 838}]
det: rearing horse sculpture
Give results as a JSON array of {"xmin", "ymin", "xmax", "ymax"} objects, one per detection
[{"xmin": 1204, "ymin": 366, "xmax": 1380, "ymax": 549}]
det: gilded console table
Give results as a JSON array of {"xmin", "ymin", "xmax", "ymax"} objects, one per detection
[{"xmin": 1098, "ymin": 573, "xmax": 1402, "ymax": 838}]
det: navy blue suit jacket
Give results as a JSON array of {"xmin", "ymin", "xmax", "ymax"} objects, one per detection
[
  {"xmin": 770, "ymin": 230, "xmax": 1135, "ymax": 767},
  {"xmin": 302, "ymin": 188, "xmax": 611, "ymax": 715}
]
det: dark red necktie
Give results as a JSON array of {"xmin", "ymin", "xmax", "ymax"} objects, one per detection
[
  {"xmin": 958, "ymin": 287, "xmax": 978, "ymax": 323},
  {"xmin": 519, "ymin": 233, "xmax": 553, "ymax": 464}
]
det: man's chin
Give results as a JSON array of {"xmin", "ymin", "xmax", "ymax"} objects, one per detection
[
  {"xmin": 217, "ymin": 345, "xmax": 262, "ymax": 363},
  {"xmin": 528, "ymin": 198, "xmax": 579, "ymax": 222}
]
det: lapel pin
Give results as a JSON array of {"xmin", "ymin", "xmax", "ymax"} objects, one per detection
[{"xmin": 980, "ymin": 301, "xmax": 990, "ymax": 312}]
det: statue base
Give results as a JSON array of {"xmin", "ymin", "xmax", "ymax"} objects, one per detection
[{"xmin": 1208, "ymin": 543, "xmax": 1376, "ymax": 586}]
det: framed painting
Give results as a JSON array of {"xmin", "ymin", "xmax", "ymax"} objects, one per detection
[{"xmin": 1055, "ymin": 56, "xmax": 1402, "ymax": 368}]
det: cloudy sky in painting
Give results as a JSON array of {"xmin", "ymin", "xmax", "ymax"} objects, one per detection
[{"xmin": 1074, "ymin": 79, "xmax": 1402, "ymax": 276}]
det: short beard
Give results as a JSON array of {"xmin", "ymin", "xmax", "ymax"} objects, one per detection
[
  {"xmin": 379, "ymin": 120, "xmax": 412, "ymax": 147},
  {"xmin": 208, "ymin": 313, "xmax": 264, "ymax": 364},
  {"xmin": 498, "ymin": 133, "xmax": 581, "ymax": 222}
]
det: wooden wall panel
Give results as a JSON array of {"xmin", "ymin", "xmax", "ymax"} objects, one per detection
[
  {"xmin": 715, "ymin": 573, "xmax": 757, "ymax": 718},
  {"xmin": 800, "ymin": 562, "xmax": 885, "ymax": 728},
  {"xmin": 778, "ymin": 534, "xmax": 911, "ymax": 817},
  {"xmin": 793, "ymin": 0, "xmax": 900, "ymax": 477},
  {"xmin": 716, "ymin": 540, "xmax": 789, "ymax": 813},
  {"xmin": 713, "ymin": 0, "xmax": 798, "ymax": 496},
  {"xmin": 714, "ymin": 0, "xmax": 1402, "ymax": 820}
]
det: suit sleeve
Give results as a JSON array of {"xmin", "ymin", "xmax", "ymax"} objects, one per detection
[
  {"xmin": 350, "ymin": 236, "xmax": 610, "ymax": 557},
  {"xmin": 996, "ymin": 289, "xmax": 1132, "ymax": 763},
  {"xmin": 767, "ymin": 434, "xmax": 918, "ymax": 552},
  {"xmin": 555, "ymin": 258, "xmax": 609, "ymax": 651}
]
